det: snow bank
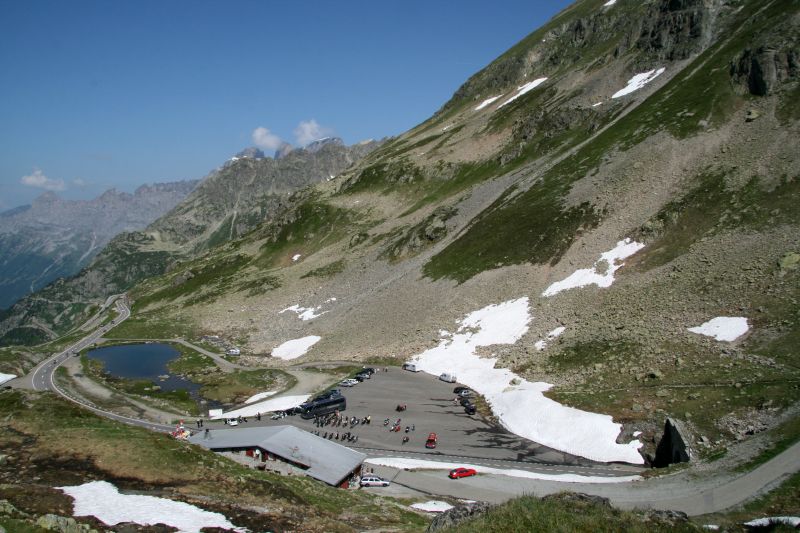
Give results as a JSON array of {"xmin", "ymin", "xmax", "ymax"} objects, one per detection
[
  {"xmin": 292, "ymin": 254, "xmax": 301, "ymax": 261},
  {"xmin": 366, "ymin": 457, "xmax": 639, "ymax": 483},
  {"xmin": 744, "ymin": 517, "xmax": 800, "ymax": 528},
  {"xmin": 411, "ymin": 501, "xmax": 453, "ymax": 513},
  {"xmin": 0, "ymin": 373, "xmax": 16, "ymax": 385},
  {"xmin": 542, "ymin": 239, "xmax": 644, "ymax": 297},
  {"xmin": 612, "ymin": 68, "xmax": 665, "ymax": 99},
  {"xmin": 535, "ymin": 326, "xmax": 566, "ymax": 351},
  {"xmin": 59, "ymin": 481, "xmax": 243, "ymax": 533},
  {"xmin": 212, "ymin": 394, "xmax": 311, "ymax": 419},
  {"xmin": 244, "ymin": 390, "xmax": 277, "ymax": 404},
  {"xmin": 475, "ymin": 94, "xmax": 502, "ymax": 111},
  {"xmin": 411, "ymin": 298, "xmax": 643, "ymax": 464},
  {"xmin": 688, "ymin": 317, "xmax": 750, "ymax": 342},
  {"xmin": 498, "ymin": 78, "xmax": 548, "ymax": 109},
  {"xmin": 272, "ymin": 335, "xmax": 321, "ymax": 360},
  {"xmin": 280, "ymin": 304, "xmax": 326, "ymax": 321},
  {"xmin": 603, "ymin": 0, "xmax": 617, "ymax": 6}
]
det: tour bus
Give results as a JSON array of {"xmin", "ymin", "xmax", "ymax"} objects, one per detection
[{"xmin": 296, "ymin": 394, "xmax": 347, "ymax": 419}]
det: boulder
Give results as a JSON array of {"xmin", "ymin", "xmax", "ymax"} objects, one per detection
[{"xmin": 427, "ymin": 501, "xmax": 493, "ymax": 532}]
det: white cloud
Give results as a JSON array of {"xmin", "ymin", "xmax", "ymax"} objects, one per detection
[
  {"xmin": 293, "ymin": 119, "xmax": 333, "ymax": 146},
  {"xmin": 251, "ymin": 127, "xmax": 283, "ymax": 151},
  {"xmin": 20, "ymin": 168, "xmax": 66, "ymax": 191},
  {"xmin": 72, "ymin": 178, "xmax": 87, "ymax": 188}
]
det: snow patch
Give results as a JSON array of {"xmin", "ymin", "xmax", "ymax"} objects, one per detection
[
  {"xmin": 272, "ymin": 336, "xmax": 321, "ymax": 360},
  {"xmin": 244, "ymin": 390, "xmax": 277, "ymax": 404},
  {"xmin": 603, "ymin": 0, "xmax": 617, "ymax": 6},
  {"xmin": 0, "ymin": 373, "xmax": 16, "ymax": 385},
  {"xmin": 744, "ymin": 517, "xmax": 800, "ymax": 528},
  {"xmin": 292, "ymin": 254, "xmax": 301, "ymax": 262},
  {"xmin": 280, "ymin": 304, "xmax": 326, "ymax": 321},
  {"xmin": 688, "ymin": 317, "xmax": 750, "ymax": 342},
  {"xmin": 612, "ymin": 68, "xmax": 666, "ymax": 99},
  {"xmin": 411, "ymin": 298, "xmax": 643, "ymax": 464},
  {"xmin": 542, "ymin": 239, "xmax": 644, "ymax": 297},
  {"xmin": 212, "ymin": 394, "xmax": 311, "ymax": 419},
  {"xmin": 411, "ymin": 501, "xmax": 454, "ymax": 513},
  {"xmin": 535, "ymin": 326, "xmax": 566, "ymax": 351},
  {"xmin": 475, "ymin": 94, "xmax": 503, "ymax": 111},
  {"xmin": 498, "ymin": 78, "xmax": 548, "ymax": 109},
  {"xmin": 58, "ymin": 481, "xmax": 243, "ymax": 533},
  {"xmin": 366, "ymin": 457, "xmax": 640, "ymax": 483},
  {"xmin": 592, "ymin": 102, "xmax": 603, "ymax": 107}
]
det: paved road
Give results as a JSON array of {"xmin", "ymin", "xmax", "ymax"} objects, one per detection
[{"xmin": 367, "ymin": 440, "xmax": 800, "ymax": 516}]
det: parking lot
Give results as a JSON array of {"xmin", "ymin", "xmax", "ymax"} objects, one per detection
[{"xmin": 243, "ymin": 368, "xmax": 597, "ymax": 467}]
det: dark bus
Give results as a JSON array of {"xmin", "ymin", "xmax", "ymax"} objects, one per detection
[{"xmin": 297, "ymin": 395, "xmax": 346, "ymax": 419}]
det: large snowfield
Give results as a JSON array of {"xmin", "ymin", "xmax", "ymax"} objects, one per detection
[
  {"xmin": 59, "ymin": 481, "xmax": 243, "ymax": 533},
  {"xmin": 410, "ymin": 297, "xmax": 644, "ymax": 464},
  {"xmin": 272, "ymin": 335, "xmax": 321, "ymax": 360},
  {"xmin": 542, "ymin": 239, "xmax": 645, "ymax": 297},
  {"xmin": 366, "ymin": 457, "xmax": 640, "ymax": 483},
  {"xmin": 475, "ymin": 94, "xmax": 502, "ymax": 110},
  {"xmin": 688, "ymin": 317, "xmax": 750, "ymax": 342}
]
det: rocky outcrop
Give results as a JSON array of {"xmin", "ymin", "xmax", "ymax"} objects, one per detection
[
  {"xmin": 634, "ymin": 0, "xmax": 713, "ymax": 61},
  {"xmin": 426, "ymin": 501, "xmax": 493, "ymax": 532},
  {"xmin": 731, "ymin": 45, "xmax": 799, "ymax": 95},
  {"xmin": 653, "ymin": 418, "xmax": 691, "ymax": 467}
]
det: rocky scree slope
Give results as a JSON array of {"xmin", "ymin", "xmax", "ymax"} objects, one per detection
[
  {"xmin": 118, "ymin": 0, "xmax": 800, "ymax": 463},
  {"xmin": 0, "ymin": 139, "xmax": 378, "ymax": 346},
  {"xmin": 0, "ymin": 181, "xmax": 197, "ymax": 310}
]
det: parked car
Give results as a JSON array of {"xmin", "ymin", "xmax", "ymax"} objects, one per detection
[
  {"xmin": 453, "ymin": 386, "xmax": 470, "ymax": 394},
  {"xmin": 227, "ymin": 419, "xmax": 239, "ymax": 426},
  {"xmin": 459, "ymin": 397, "xmax": 472, "ymax": 407},
  {"xmin": 339, "ymin": 378, "xmax": 358, "ymax": 387},
  {"xmin": 353, "ymin": 374, "xmax": 368, "ymax": 382},
  {"xmin": 355, "ymin": 371, "xmax": 371, "ymax": 380},
  {"xmin": 464, "ymin": 404, "xmax": 477, "ymax": 415},
  {"xmin": 458, "ymin": 389, "xmax": 474, "ymax": 397},
  {"xmin": 402, "ymin": 362, "xmax": 420, "ymax": 372},
  {"xmin": 362, "ymin": 367, "xmax": 377, "ymax": 375},
  {"xmin": 360, "ymin": 475, "xmax": 390, "ymax": 487},
  {"xmin": 439, "ymin": 373, "xmax": 457, "ymax": 383},
  {"xmin": 425, "ymin": 432, "xmax": 438, "ymax": 449},
  {"xmin": 449, "ymin": 467, "xmax": 477, "ymax": 479},
  {"xmin": 314, "ymin": 389, "xmax": 342, "ymax": 400}
]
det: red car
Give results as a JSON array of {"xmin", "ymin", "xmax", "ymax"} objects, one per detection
[
  {"xmin": 449, "ymin": 467, "xmax": 477, "ymax": 479},
  {"xmin": 425, "ymin": 432, "xmax": 438, "ymax": 449}
]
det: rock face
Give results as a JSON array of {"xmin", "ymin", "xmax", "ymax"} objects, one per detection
[
  {"xmin": 0, "ymin": 180, "xmax": 197, "ymax": 309},
  {"xmin": 731, "ymin": 45, "xmax": 800, "ymax": 95}
]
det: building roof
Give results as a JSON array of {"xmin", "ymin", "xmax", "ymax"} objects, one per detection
[{"xmin": 188, "ymin": 425, "xmax": 366, "ymax": 486}]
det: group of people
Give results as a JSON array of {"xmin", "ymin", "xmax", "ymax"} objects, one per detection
[
  {"xmin": 314, "ymin": 413, "xmax": 371, "ymax": 428},
  {"xmin": 312, "ymin": 429, "xmax": 359, "ymax": 443}
]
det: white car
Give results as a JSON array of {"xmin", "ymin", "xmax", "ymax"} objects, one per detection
[
  {"xmin": 360, "ymin": 475, "xmax": 390, "ymax": 487},
  {"xmin": 340, "ymin": 378, "xmax": 359, "ymax": 387},
  {"xmin": 227, "ymin": 419, "xmax": 239, "ymax": 426}
]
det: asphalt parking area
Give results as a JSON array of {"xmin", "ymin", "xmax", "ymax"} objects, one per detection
[{"xmin": 249, "ymin": 368, "xmax": 596, "ymax": 466}]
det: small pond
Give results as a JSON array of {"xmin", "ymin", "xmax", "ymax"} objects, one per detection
[{"xmin": 86, "ymin": 343, "xmax": 212, "ymax": 404}]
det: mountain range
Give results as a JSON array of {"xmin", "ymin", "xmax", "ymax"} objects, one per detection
[{"xmin": 0, "ymin": 181, "xmax": 197, "ymax": 310}]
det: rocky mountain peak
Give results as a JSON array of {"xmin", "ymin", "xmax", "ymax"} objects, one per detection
[
  {"xmin": 304, "ymin": 137, "xmax": 344, "ymax": 153},
  {"xmin": 234, "ymin": 146, "xmax": 266, "ymax": 160}
]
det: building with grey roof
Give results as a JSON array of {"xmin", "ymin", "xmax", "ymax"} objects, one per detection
[{"xmin": 188, "ymin": 425, "xmax": 366, "ymax": 487}]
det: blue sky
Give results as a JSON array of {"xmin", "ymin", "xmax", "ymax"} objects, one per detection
[{"xmin": 0, "ymin": 1, "xmax": 572, "ymax": 209}]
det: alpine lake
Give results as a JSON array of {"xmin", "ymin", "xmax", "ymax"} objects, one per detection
[{"xmin": 85, "ymin": 343, "xmax": 223, "ymax": 414}]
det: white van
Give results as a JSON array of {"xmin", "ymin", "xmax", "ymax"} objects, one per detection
[
  {"xmin": 439, "ymin": 373, "xmax": 457, "ymax": 383},
  {"xmin": 402, "ymin": 362, "xmax": 419, "ymax": 372}
]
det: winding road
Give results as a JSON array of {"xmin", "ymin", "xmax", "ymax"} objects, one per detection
[{"xmin": 8, "ymin": 294, "xmax": 800, "ymax": 516}]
